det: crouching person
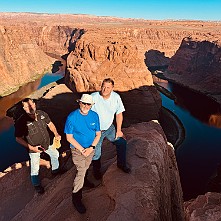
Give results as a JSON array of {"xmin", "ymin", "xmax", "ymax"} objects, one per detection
[{"xmin": 64, "ymin": 94, "xmax": 101, "ymax": 214}]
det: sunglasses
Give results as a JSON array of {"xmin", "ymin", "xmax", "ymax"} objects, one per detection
[{"xmin": 81, "ymin": 102, "xmax": 92, "ymax": 106}]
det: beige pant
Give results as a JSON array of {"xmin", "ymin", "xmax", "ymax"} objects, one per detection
[{"xmin": 71, "ymin": 148, "xmax": 94, "ymax": 193}]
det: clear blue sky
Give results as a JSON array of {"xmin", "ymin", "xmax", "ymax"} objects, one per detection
[{"xmin": 0, "ymin": 0, "xmax": 220, "ymax": 21}]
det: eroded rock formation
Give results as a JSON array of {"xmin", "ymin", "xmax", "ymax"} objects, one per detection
[
  {"xmin": 0, "ymin": 121, "xmax": 184, "ymax": 221},
  {"xmin": 164, "ymin": 36, "xmax": 221, "ymax": 104},
  {"xmin": 65, "ymin": 31, "xmax": 161, "ymax": 122},
  {"xmin": 1, "ymin": 12, "xmax": 221, "ymax": 98},
  {"xmin": 0, "ymin": 17, "xmax": 81, "ymax": 96},
  {"xmin": 1, "ymin": 12, "xmax": 221, "ymax": 220},
  {"xmin": 66, "ymin": 36, "xmax": 153, "ymax": 92},
  {"xmin": 0, "ymin": 24, "xmax": 54, "ymax": 96},
  {"xmin": 184, "ymin": 192, "xmax": 221, "ymax": 221}
]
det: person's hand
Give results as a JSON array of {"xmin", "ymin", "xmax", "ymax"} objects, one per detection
[
  {"xmin": 29, "ymin": 145, "xmax": 43, "ymax": 153},
  {"xmin": 80, "ymin": 148, "xmax": 87, "ymax": 157},
  {"xmin": 81, "ymin": 147, "xmax": 94, "ymax": 157},
  {"xmin": 86, "ymin": 147, "xmax": 94, "ymax": 157},
  {"xmin": 55, "ymin": 134, "xmax": 61, "ymax": 140},
  {"xmin": 115, "ymin": 130, "xmax": 124, "ymax": 140}
]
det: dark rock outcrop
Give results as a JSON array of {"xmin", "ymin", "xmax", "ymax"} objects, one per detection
[{"xmin": 165, "ymin": 37, "xmax": 221, "ymax": 104}]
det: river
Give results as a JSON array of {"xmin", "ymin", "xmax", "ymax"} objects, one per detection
[
  {"xmin": 1, "ymin": 75, "xmax": 221, "ymax": 201},
  {"xmin": 0, "ymin": 73, "xmax": 63, "ymax": 172},
  {"xmin": 157, "ymin": 80, "xmax": 221, "ymax": 200}
]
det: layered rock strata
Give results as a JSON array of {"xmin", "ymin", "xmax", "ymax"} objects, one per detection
[
  {"xmin": 164, "ymin": 36, "xmax": 221, "ymax": 104},
  {"xmin": 1, "ymin": 13, "xmax": 221, "ymax": 98},
  {"xmin": 0, "ymin": 25, "xmax": 53, "ymax": 96},
  {"xmin": 0, "ymin": 23, "xmax": 77, "ymax": 96},
  {"xmin": 65, "ymin": 31, "xmax": 161, "ymax": 122},
  {"xmin": 1, "ymin": 13, "xmax": 221, "ymax": 220}
]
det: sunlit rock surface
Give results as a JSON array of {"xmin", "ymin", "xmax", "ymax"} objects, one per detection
[
  {"xmin": 1, "ymin": 13, "xmax": 221, "ymax": 97},
  {"xmin": 0, "ymin": 121, "xmax": 184, "ymax": 221}
]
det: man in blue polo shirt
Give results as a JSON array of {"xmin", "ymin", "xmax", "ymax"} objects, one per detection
[{"xmin": 64, "ymin": 94, "xmax": 101, "ymax": 214}]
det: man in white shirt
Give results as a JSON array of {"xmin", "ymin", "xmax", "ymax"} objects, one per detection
[{"xmin": 91, "ymin": 78, "xmax": 131, "ymax": 179}]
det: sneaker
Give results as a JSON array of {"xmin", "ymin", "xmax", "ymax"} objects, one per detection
[
  {"xmin": 117, "ymin": 165, "xmax": 131, "ymax": 174},
  {"xmin": 34, "ymin": 185, "xmax": 45, "ymax": 194}
]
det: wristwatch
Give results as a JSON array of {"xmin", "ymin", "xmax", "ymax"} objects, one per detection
[{"xmin": 90, "ymin": 145, "xmax": 95, "ymax": 149}]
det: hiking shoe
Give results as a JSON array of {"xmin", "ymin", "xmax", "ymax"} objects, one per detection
[
  {"xmin": 72, "ymin": 192, "xmax": 86, "ymax": 214},
  {"xmin": 34, "ymin": 185, "xmax": 45, "ymax": 194},
  {"xmin": 93, "ymin": 171, "xmax": 102, "ymax": 180},
  {"xmin": 52, "ymin": 167, "xmax": 68, "ymax": 176},
  {"xmin": 117, "ymin": 165, "xmax": 131, "ymax": 174},
  {"xmin": 84, "ymin": 179, "xmax": 95, "ymax": 188}
]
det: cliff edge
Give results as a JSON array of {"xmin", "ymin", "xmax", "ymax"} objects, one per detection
[{"xmin": 0, "ymin": 121, "xmax": 184, "ymax": 221}]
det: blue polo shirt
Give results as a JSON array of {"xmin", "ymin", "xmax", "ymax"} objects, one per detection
[{"xmin": 64, "ymin": 109, "xmax": 100, "ymax": 148}]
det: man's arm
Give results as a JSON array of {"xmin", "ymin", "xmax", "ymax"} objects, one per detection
[
  {"xmin": 115, "ymin": 112, "xmax": 124, "ymax": 139},
  {"xmin": 66, "ymin": 134, "xmax": 87, "ymax": 156},
  {"xmin": 48, "ymin": 122, "xmax": 61, "ymax": 140},
  {"xmin": 16, "ymin": 137, "xmax": 41, "ymax": 153},
  {"xmin": 92, "ymin": 131, "xmax": 101, "ymax": 147},
  {"xmin": 66, "ymin": 131, "xmax": 101, "ymax": 157},
  {"xmin": 84, "ymin": 131, "xmax": 101, "ymax": 156}
]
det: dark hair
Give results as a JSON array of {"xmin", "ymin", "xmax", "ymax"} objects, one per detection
[
  {"xmin": 21, "ymin": 98, "xmax": 36, "ymax": 105},
  {"xmin": 102, "ymin": 78, "xmax": 114, "ymax": 86},
  {"xmin": 22, "ymin": 98, "xmax": 33, "ymax": 103}
]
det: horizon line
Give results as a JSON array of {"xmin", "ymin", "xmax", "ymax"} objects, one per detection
[{"xmin": 0, "ymin": 11, "xmax": 220, "ymax": 23}]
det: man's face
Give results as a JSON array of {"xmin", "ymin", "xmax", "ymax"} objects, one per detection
[
  {"xmin": 79, "ymin": 101, "xmax": 92, "ymax": 115},
  {"xmin": 101, "ymin": 82, "xmax": 114, "ymax": 97},
  {"xmin": 23, "ymin": 100, "xmax": 36, "ymax": 115}
]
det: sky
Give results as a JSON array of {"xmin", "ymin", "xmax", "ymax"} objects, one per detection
[{"xmin": 0, "ymin": 0, "xmax": 220, "ymax": 21}]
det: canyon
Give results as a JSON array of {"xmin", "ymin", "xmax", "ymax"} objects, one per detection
[
  {"xmin": 1, "ymin": 12, "xmax": 221, "ymax": 220},
  {"xmin": 1, "ymin": 13, "xmax": 221, "ymax": 100},
  {"xmin": 165, "ymin": 36, "xmax": 221, "ymax": 104}
]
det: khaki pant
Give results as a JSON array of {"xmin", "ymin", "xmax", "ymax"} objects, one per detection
[{"xmin": 71, "ymin": 148, "xmax": 94, "ymax": 193}]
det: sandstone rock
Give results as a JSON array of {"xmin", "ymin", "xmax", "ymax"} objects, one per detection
[
  {"xmin": 65, "ymin": 32, "xmax": 161, "ymax": 123},
  {"xmin": 0, "ymin": 121, "xmax": 184, "ymax": 221},
  {"xmin": 104, "ymin": 121, "xmax": 184, "ymax": 221},
  {"xmin": 145, "ymin": 49, "xmax": 170, "ymax": 70},
  {"xmin": 1, "ymin": 13, "xmax": 221, "ymax": 98},
  {"xmin": 0, "ymin": 24, "xmax": 55, "ymax": 96},
  {"xmin": 165, "ymin": 36, "xmax": 221, "ymax": 104},
  {"xmin": 184, "ymin": 192, "xmax": 221, "ymax": 221},
  {"xmin": 66, "ymin": 34, "xmax": 154, "ymax": 93},
  {"xmin": 209, "ymin": 114, "xmax": 221, "ymax": 128}
]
